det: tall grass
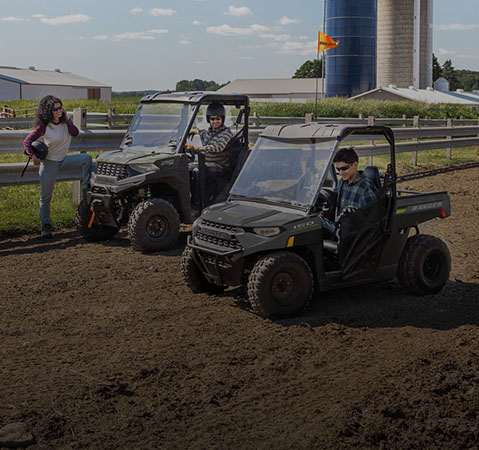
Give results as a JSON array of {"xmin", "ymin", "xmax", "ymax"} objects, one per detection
[
  {"xmin": 3, "ymin": 97, "xmax": 479, "ymax": 119},
  {"xmin": 251, "ymin": 98, "xmax": 479, "ymax": 119}
]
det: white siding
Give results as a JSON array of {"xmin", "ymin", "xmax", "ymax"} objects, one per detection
[
  {"xmin": 0, "ymin": 79, "xmax": 21, "ymax": 100},
  {"xmin": 101, "ymin": 87, "xmax": 111, "ymax": 103},
  {"xmin": 21, "ymin": 85, "xmax": 88, "ymax": 100}
]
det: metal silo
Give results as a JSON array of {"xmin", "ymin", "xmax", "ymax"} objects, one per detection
[
  {"xmin": 325, "ymin": 0, "xmax": 377, "ymax": 97},
  {"xmin": 377, "ymin": 0, "xmax": 433, "ymax": 88}
]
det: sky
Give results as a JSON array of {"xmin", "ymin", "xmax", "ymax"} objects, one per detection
[{"xmin": 1, "ymin": 0, "xmax": 478, "ymax": 92}]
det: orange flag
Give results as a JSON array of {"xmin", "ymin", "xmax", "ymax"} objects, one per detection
[{"xmin": 318, "ymin": 30, "xmax": 339, "ymax": 53}]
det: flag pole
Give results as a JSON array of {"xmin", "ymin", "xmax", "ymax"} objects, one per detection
[
  {"xmin": 314, "ymin": 47, "xmax": 319, "ymax": 119},
  {"xmin": 322, "ymin": 0, "xmax": 326, "ymax": 99}
]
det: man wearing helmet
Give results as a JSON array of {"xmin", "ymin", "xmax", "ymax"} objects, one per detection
[{"xmin": 186, "ymin": 102, "xmax": 234, "ymax": 217}]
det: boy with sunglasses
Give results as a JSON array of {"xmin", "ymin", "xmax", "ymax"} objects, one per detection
[{"xmin": 320, "ymin": 147, "xmax": 377, "ymax": 236}]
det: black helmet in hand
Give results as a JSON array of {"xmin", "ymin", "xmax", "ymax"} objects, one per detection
[{"xmin": 29, "ymin": 141, "xmax": 49, "ymax": 160}]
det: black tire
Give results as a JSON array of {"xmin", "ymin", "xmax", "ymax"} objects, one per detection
[
  {"xmin": 247, "ymin": 252, "xmax": 313, "ymax": 319},
  {"xmin": 180, "ymin": 246, "xmax": 225, "ymax": 294},
  {"xmin": 397, "ymin": 234, "xmax": 451, "ymax": 295},
  {"xmin": 75, "ymin": 199, "xmax": 118, "ymax": 241},
  {"xmin": 128, "ymin": 198, "xmax": 180, "ymax": 252}
]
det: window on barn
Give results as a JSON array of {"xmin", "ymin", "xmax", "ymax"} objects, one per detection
[{"xmin": 88, "ymin": 88, "xmax": 100, "ymax": 100}]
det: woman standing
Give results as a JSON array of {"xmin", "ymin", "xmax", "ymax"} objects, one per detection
[{"xmin": 23, "ymin": 95, "xmax": 92, "ymax": 238}]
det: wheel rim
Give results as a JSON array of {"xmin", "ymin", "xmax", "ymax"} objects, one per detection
[
  {"xmin": 423, "ymin": 252, "xmax": 444, "ymax": 282},
  {"xmin": 146, "ymin": 215, "xmax": 168, "ymax": 239},
  {"xmin": 271, "ymin": 271, "xmax": 298, "ymax": 305}
]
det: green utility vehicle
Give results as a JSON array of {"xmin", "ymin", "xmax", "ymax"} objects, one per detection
[
  {"xmin": 76, "ymin": 92, "xmax": 249, "ymax": 251},
  {"xmin": 181, "ymin": 124, "xmax": 452, "ymax": 318}
]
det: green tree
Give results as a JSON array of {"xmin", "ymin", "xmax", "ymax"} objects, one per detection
[
  {"xmin": 175, "ymin": 79, "xmax": 227, "ymax": 92},
  {"xmin": 292, "ymin": 59, "xmax": 323, "ymax": 78},
  {"xmin": 432, "ymin": 53, "xmax": 442, "ymax": 81},
  {"xmin": 454, "ymin": 69, "xmax": 479, "ymax": 91},
  {"xmin": 442, "ymin": 59, "xmax": 459, "ymax": 90}
]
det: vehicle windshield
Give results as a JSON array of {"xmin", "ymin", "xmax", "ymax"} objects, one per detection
[
  {"xmin": 230, "ymin": 137, "xmax": 337, "ymax": 207},
  {"xmin": 121, "ymin": 102, "xmax": 195, "ymax": 152},
  {"xmin": 121, "ymin": 102, "xmax": 243, "ymax": 152}
]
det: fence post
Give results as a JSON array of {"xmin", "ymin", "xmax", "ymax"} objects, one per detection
[
  {"xmin": 445, "ymin": 118, "xmax": 452, "ymax": 160},
  {"xmin": 402, "ymin": 114, "xmax": 407, "ymax": 127},
  {"xmin": 305, "ymin": 113, "xmax": 313, "ymax": 124},
  {"xmin": 73, "ymin": 107, "xmax": 87, "ymax": 130},
  {"xmin": 107, "ymin": 107, "xmax": 116, "ymax": 129},
  {"xmin": 411, "ymin": 115, "xmax": 419, "ymax": 166},
  {"xmin": 252, "ymin": 111, "xmax": 259, "ymax": 128},
  {"xmin": 72, "ymin": 108, "xmax": 87, "ymax": 204},
  {"xmin": 366, "ymin": 116, "xmax": 375, "ymax": 166},
  {"xmin": 477, "ymin": 119, "xmax": 479, "ymax": 156}
]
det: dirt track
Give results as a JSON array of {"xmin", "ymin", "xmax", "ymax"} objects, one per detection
[{"xmin": 1, "ymin": 165, "xmax": 478, "ymax": 449}]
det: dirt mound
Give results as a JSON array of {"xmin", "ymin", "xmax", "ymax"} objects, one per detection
[{"xmin": 1, "ymin": 166, "xmax": 478, "ymax": 449}]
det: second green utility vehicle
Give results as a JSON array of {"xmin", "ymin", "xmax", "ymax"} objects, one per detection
[{"xmin": 76, "ymin": 92, "xmax": 249, "ymax": 252}]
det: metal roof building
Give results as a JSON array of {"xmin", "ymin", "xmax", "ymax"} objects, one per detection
[
  {"xmin": 0, "ymin": 66, "xmax": 111, "ymax": 102},
  {"xmin": 217, "ymin": 78, "xmax": 323, "ymax": 103},
  {"xmin": 349, "ymin": 84, "xmax": 479, "ymax": 107}
]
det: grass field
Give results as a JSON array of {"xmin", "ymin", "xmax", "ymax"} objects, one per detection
[{"xmin": 1, "ymin": 147, "xmax": 477, "ymax": 237}]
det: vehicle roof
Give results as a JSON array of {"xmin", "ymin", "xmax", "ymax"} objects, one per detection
[
  {"xmin": 140, "ymin": 91, "xmax": 249, "ymax": 105},
  {"xmin": 260, "ymin": 123, "xmax": 393, "ymax": 142}
]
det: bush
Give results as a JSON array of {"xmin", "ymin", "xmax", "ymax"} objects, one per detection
[{"xmin": 251, "ymin": 98, "xmax": 479, "ymax": 119}]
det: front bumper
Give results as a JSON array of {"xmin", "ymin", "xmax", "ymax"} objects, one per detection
[{"xmin": 187, "ymin": 228, "xmax": 245, "ymax": 287}]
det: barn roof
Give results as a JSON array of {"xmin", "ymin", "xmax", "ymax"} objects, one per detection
[
  {"xmin": 0, "ymin": 66, "xmax": 110, "ymax": 88},
  {"xmin": 349, "ymin": 85, "xmax": 479, "ymax": 105},
  {"xmin": 218, "ymin": 78, "xmax": 323, "ymax": 95}
]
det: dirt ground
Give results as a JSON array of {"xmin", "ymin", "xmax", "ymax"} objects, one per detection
[{"xmin": 1, "ymin": 164, "xmax": 478, "ymax": 450}]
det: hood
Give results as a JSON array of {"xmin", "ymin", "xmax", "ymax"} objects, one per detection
[
  {"xmin": 96, "ymin": 149, "xmax": 177, "ymax": 165},
  {"xmin": 201, "ymin": 200, "xmax": 306, "ymax": 228}
]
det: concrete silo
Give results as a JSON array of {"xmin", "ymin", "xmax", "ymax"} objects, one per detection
[
  {"xmin": 325, "ymin": 0, "xmax": 377, "ymax": 97},
  {"xmin": 377, "ymin": 0, "xmax": 433, "ymax": 89}
]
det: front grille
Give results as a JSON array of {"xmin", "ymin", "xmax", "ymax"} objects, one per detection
[
  {"xmin": 196, "ymin": 232, "xmax": 242, "ymax": 250},
  {"xmin": 194, "ymin": 219, "xmax": 243, "ymax": 251},
  {"xmin": 200, "ymin": 220, "xmax": 238, "ymax": 233},
  {"xmin": 97, "ymin": 162, "xmax": 129, "ymax": 180}
]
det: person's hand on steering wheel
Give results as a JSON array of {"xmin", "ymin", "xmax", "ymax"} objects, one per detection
[
  {"xmin": 184, "ymin": 143, "xmax": 199, "ymax": 162},
  {"xmin": 188, "ymin": 128, "xmax": 198, "ymax": 140}
]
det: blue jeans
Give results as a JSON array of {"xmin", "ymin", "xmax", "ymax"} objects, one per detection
[{"xmin": 38, "ymin": 153, "xmax": 92, "ymax": 225}]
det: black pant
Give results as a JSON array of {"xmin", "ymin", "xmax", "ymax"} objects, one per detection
[{"xmin": 190, "ymin": 163, "xmax": 229, "ymax": 210}]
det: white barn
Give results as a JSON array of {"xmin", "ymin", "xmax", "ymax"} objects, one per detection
[
  {"xmin": 218, "ymin": 78, "xmax": 324, "ymax": 103},
  {"xmin": 0, "ymin": 66, "xmax": 111, "ymax": 102}
]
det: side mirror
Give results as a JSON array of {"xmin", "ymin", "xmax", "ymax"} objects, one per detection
[{"xmin": 167, "ymin": 139, "xmax": 177, "ymax": 149}]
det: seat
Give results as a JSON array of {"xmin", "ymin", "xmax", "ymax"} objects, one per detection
[{"xmin": 362, "ymin": 165, "xmax": 381, "ymax": 190}]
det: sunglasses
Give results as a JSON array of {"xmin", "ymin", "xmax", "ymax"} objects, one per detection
[
  {"xmin": 209, "ymin": 116, "xmax": 222, "ymax": 121},
  {"xmin": 53, "ymin": 106, "xmax": 63, "ymax": 112},
  {"xmin": 336, "ymin": 164, "xmax": 351, "ymax": 173}
]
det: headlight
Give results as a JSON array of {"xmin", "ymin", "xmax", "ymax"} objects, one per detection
[
  {"xmin": 129, "ymin": 163, "xmax": 159, "ymax": 173},
  {"xmin": 253, "ymin": 227, "xmax": 281, "ymax": 237}
]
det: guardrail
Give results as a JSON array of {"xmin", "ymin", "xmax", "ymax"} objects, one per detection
[{"xmin": 1, "ymin": 105, "xmax": 479, "ymax": 186}]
